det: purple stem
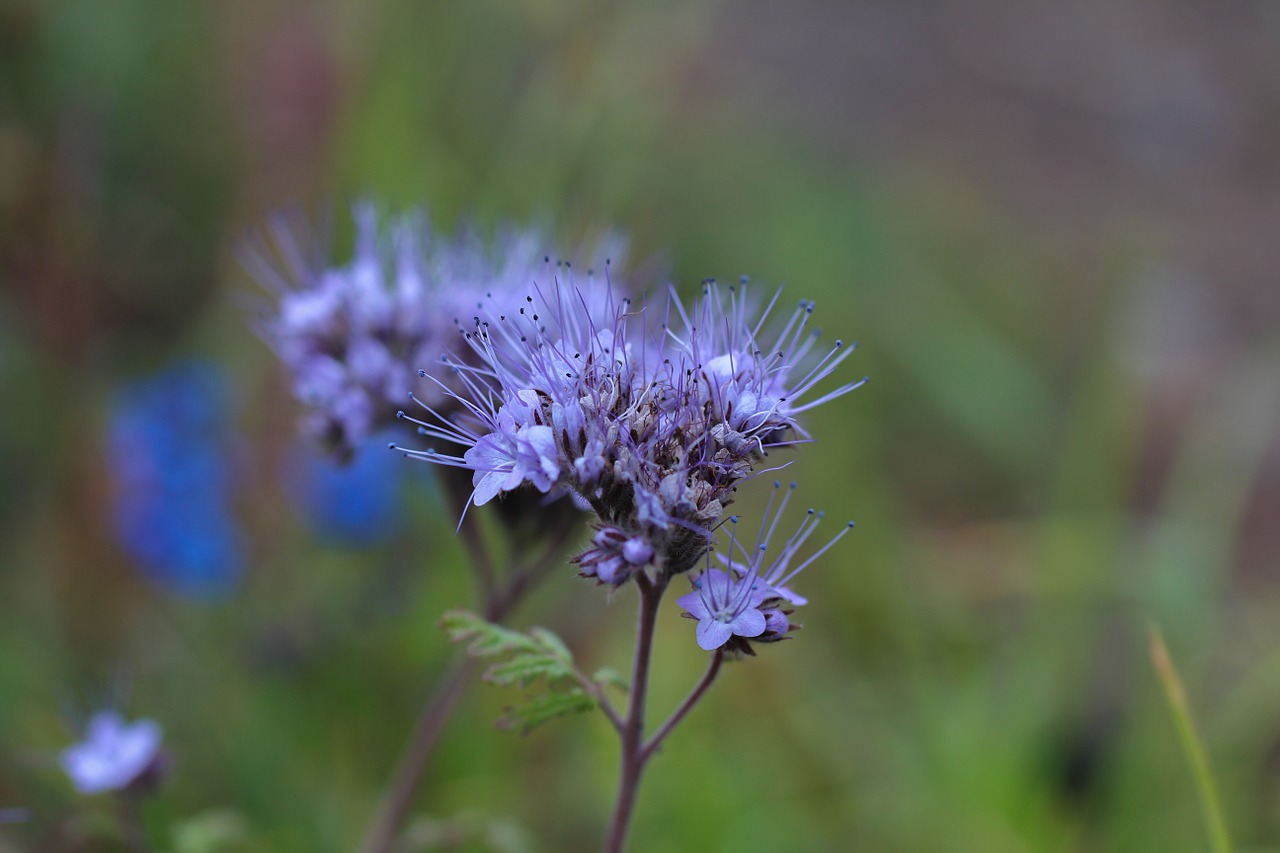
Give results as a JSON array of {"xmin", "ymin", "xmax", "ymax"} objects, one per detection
[
  {"xmin": 603, "ymin": 573, "xmax": 668, "ymax": 853},
  {"xmin": 642, "ymin": 649, "xmax": 723, "ymax": 762}
]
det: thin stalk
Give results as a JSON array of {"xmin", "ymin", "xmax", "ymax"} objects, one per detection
[
  {"xmin": 357, "ymin": 656, "xmax": 475, "ymax": 853},
  {"xmin": 1149, "ymin": 625, "xmax": 1233, "ymax": 853},
  {"xmin": 603, "ymin": 573, "xmax": 667, "ymax": 853},
  {"xmin": 642, "ymin": 649, "xmax": 722, "ymax": 762},
  {"xmin": 359, "ymin": 490, "xmax": 572, "ymax": 853}
]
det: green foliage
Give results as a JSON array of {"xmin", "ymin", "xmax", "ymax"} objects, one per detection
[
  {"xmin": 171, "ymin": 810, "xmax": 249, "ymax": 853},
  {"xmin": 401, "ymin": 812, "xmax": 535, "ymax": 853},
  {"xmin": 439, "ymin": 610, "xmax": 606, "ymax": 734}
]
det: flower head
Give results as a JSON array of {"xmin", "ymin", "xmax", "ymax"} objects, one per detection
[
  {"xmin": 61, "ymin": 712, "xmax": 164, "ymax": 795},
  {"xmin": 399, "ymin": 274, "xmax": 863, "ymax": 585}
]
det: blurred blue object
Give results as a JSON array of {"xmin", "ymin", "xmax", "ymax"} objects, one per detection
[
  {"xmin": 290, "ymin": 434, "xmax": 406, "ymax": 547},
  {"xmin": 107, "ymin": 360, "xmax": 245, "ymax": 597}
]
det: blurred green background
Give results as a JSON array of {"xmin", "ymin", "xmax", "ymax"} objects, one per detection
[{"xmin": 3, "ymin": 1, "xmax": 1280, "ymax": 851}]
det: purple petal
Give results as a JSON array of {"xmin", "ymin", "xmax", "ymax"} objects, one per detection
[
  {"xmin": 465, "ymin": 435, "xmax": 514, "ymax": 472},
  {"xmin": 696, "ymin": 619, "xmax": 734, "ymax": 651},
  {"xmin": 676, "ymin": 590, "xmax": 711, "ymax": 620},
  {"xmin": 770, "ymin": 585, "xmax": 808, "ymax": 607},
  {"xmin": 728, "ymin": 608, "xmax": 767, "ymax": 639},
  {"xmin": 622, "ymin": 537, "xmax": 653, "ymax": 565},
  {"xmin": 470, "ymin": 470, "xmax": 507, "ymax": 506}
]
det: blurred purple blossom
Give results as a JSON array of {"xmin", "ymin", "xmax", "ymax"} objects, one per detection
[
  {"xmin": 243, "ymin": 203, "xmax": 625, "ymax": 458},
  {"xmin": 61, "ymin": 712, "xmax": 163, "ymax": 795},
  {"xmin": 288, "ymin": 432, "xmax": 408, "ymax": 547},
  {"xmin": 107, "ymin": 360, "xmax": 245, "ymax": 597}
]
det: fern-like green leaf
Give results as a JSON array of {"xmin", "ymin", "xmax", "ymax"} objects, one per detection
[
  {"xmin": 484, "ymin": 653, "xmax": 573, "ymax": 687},
  {"xmin": 496, "ymin": 689, "xmax": 597, "ymax": 734},
  {"xmin": 438, "ymin": 610, "xmax": 599, "ymax": 734}
]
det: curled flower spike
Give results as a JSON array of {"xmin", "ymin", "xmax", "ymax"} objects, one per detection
[
  {"xmin": 399, "ymin": 271, "xmax": 863, "ymax": 585},
  {"xmin": 61, "ymin": 712, "xmax": 165, "ymax": 795},
  {"xmin": 680, "ymin": 487, "xmax": 854, "ymax": 651}
]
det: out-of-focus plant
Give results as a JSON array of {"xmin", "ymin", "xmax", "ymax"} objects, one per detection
[{"xmin": 244, "ymin": 204, "xmax": 623, "ymax": 852}]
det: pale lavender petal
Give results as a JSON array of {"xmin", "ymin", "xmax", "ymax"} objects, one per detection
[
  {"xmin": 676, "ymin": 590, "xmax": 711, "ymax": 619},
  {"xmin": 728, "ymin": 608, "xmax": 767, "ymax": 639},
  {"xmin": 696, "ymin": 619, "xmax": 734, "ymax": 651}
]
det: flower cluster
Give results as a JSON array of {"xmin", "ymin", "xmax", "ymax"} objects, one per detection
[
  {"xmin": 244, "ymin": 204, "xmax": 623, "ymax": 458},
  {"xmin": 676, "ymin": 481, "xmax": 854, "ymax": 653},
  {"xmin": 399, "ymin": 274, "xmax": 864, "ymax": 588}
]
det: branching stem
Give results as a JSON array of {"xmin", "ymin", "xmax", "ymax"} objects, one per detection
[{"xmin": 642, "ymin": 649, "xmax": 723, "ymax": 762}]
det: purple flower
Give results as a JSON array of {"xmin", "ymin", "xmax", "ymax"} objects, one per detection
[
  {"xmin": 676, "ymin": 488, "xmax": 853, "ymax": 651},
  {"xmin": 676, "ymin": 568, "xmax": 769, "ymax": 651},
  {"xmin": 61, "ymin": 712, "xmax": 164, "ymax": 795},
  {"xmin": 401, "ymin": 275, "xmax": 862, "ymax": 585},
  {"xmin": 244, "ymin": 203, "xmax": 624, "ymax": 457},
  {"xmin": 668, "ymin": 279, "xmax": 867, "ymax": 453}
]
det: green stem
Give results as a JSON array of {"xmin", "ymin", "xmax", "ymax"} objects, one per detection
[{"xmin": 1149, "ymin": 625, "xmax": 1233, "ymax": 853}]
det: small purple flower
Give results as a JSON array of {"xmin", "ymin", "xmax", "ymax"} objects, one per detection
[
  {"xmin": 725, "ymin": 481, "xmax": 855, "ymax": 608},
  {"xmin": 61, "ymin": 712, "xmax": 164, "ymax": 795},
  {"xmin": 679, "ymin": 488, "xmax": 855, "ymax": 651},
  {"xmin": 676, "ymin": 568, "xmax": 768, "ymax": 651}
]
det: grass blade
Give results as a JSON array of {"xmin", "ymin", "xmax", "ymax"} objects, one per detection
[{"xmin": 1149, "ymin": 624, "xmax": 1232, "ymax": 853}]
